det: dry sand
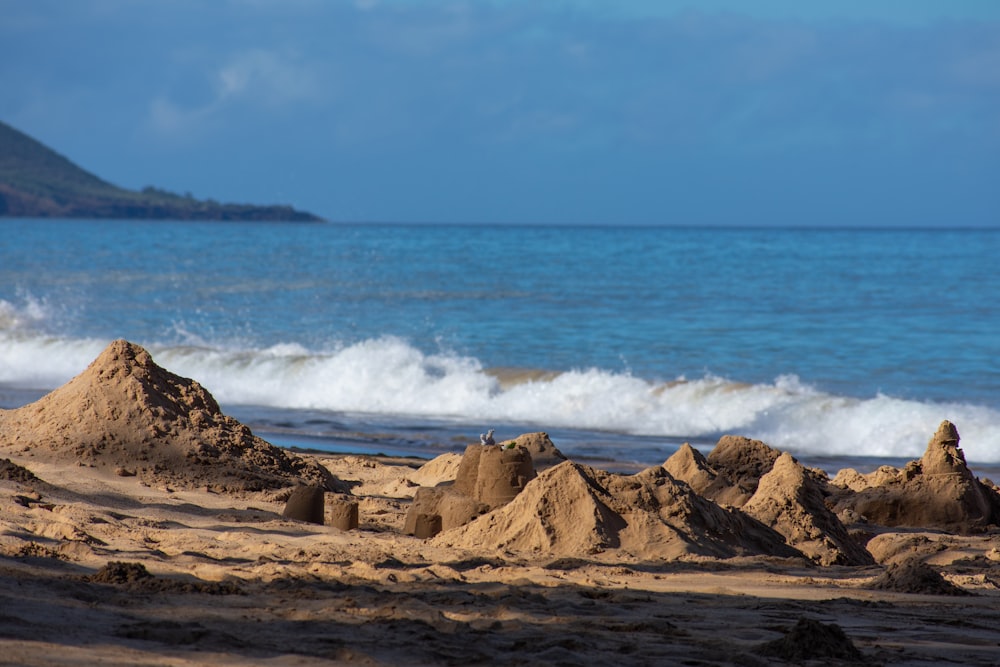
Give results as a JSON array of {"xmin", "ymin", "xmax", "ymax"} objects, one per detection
[{"xmin": 2, "ymin": 341, "xmax": 999, "ymax": 666}]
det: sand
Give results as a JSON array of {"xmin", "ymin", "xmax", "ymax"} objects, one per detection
[{"xmin": 2, "ymin": 341, "xmax": 1000, "ymax": 665}]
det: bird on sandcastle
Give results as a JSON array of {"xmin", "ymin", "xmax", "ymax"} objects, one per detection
[{"xmin": 480, "ymin": 428, "xmax": 496, "ymax": 446}]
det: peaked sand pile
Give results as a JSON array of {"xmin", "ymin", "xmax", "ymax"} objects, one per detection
[
  {"xmin": 0, "ymin": 340, "xmax": 333, "ymax": 493},
  {"xmin": 663, "ymin": 442, "xmax": 745, "ymax": 507},
  {"xmin": 756, "ymin": 618, "xmax": 866, "ymax": 663},
  {"xmin": 498, "ymin": 431, "xmax": 567, "ymax": 471},
  {"xmin": 743, "ymin": 453, "xmax": 874, "ymax": 566},
  {"xmin": 435, "ymin": 460, "xmax": 804, "ymax": 560},
  {"xmin": 705, "ymin": 435, "xmax": 784, "ymax": 506}
]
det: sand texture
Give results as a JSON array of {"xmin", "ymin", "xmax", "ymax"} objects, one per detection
[{"xmin": 2, "ymin": 341, "xmax": 1000, "ymax": 666}]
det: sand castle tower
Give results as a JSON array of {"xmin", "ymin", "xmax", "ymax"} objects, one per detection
[{"xmin": 455, "ymin": 444, "xmax": 536, "ymax": 507}]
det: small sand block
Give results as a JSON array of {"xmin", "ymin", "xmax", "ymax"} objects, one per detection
[
  {"xmin": 282, "ymin": 485, "xmax": 325, "ymax": 525},
  {"xmin": 328, "ymin": 497, "xmax": 359, "ymax": 531},
  {"xmin": 410, "ymin": 513, "xmax": 442, "ymax": 539}
]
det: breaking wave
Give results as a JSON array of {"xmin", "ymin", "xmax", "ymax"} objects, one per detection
[{"xmin": 2, "ymin": 318, "xmax": 998, "ymax": 463}]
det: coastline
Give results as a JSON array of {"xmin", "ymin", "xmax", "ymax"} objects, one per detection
[{"xmin": 5, "ymin": 382, "xmax": 1000, "ymax": 478}]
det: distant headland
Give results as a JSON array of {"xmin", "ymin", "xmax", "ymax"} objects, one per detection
[{"xmin": 0, "ymin": 120, "xmax": 323, "ymax": 222}]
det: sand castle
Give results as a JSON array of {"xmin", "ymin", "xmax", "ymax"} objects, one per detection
[
  {"xmin": 404, "ymin": 441, "xmax": 536, "ymax": 537},
  {"xmin": 830, "ymin": 420, "xmax": 999, "ymax": 534}
]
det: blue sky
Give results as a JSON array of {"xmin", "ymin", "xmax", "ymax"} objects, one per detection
[{"xmin": 2, "ymin": 0, "xmax": 998, "ymax": 226}]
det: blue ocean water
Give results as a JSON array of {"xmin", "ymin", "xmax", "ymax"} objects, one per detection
[{"xmin": 1, "ymin": 219, "xmax": 998, "ymax": 469}]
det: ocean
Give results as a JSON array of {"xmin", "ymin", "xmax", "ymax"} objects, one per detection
[{"xmin": 2, "ymin": 219, "xmax": 998, "ymax": 474}]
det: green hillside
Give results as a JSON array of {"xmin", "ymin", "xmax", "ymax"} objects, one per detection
[{"xmin": 0, "ymin": 121, "xmax": 322, "ymax": 221}]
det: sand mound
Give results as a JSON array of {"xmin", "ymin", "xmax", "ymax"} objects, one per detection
[
  {"xmin": 831, "ymin": 467, "xmax": 877, "ymax": 492},
  {"xmin": 870, "ymin": 558, "xmax": 971, "ymax": 596},
  {"xmin": 86, "ymin": 561, "xmax": 154, "ymax": 585},
  {"xmin": 0, "ymin": 340, "xmax": 333, "ymax": 493},
  {"xmin": 436, "ymin": 461, "xmax": 804, "ymax": 560},
  {"xmin": 662, "ymin": 443, "xmax": 745, "ymax": 507},
  {"xmin": 84, "ymin": 561, "xmax": 243, "ymax": 595},
  {"xmin": 756, "ymin": 618, "xmax": 867, "ymax": 663},
  {"xmin": 834, "ymin": 463, "xmax": 906, "ymax": 493},
  {"xmin": 705, "ymin": 435, "xmax": 783, "ymax": 506},
  {"xmin": 498, "ymin": 432, "xmax": 567, "ymax": 471},
  {"xmin": 743, "ymin": 453, "xmax": 874, "ymax": 566},
  {"xmin": 830, "ymin": 421, "xmax": 997, "ymax": 533},
  {"xmin": 0, "ymin": 458, "xmax": 40, "ymax": 485},
  {"xmin": 406, "ymin": 452, "xmax": 463, "ymax": 487}
]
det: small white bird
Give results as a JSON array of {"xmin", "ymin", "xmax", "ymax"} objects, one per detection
[{"xmin": 480, "ymin": 428, "xmax": 496, "ymax": 446}]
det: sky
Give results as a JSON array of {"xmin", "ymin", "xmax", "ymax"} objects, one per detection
[{"xmin": 1, "ymin": 0, "xmax": 998, "ymax": 226}]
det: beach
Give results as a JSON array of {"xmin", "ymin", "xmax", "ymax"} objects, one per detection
[
  {"xmin": 2, "ymin": 340, "xmax": 999, "ymax": 665},
  {"xmin": 5, "ymin": 3, "xmax": 999, "ymax": 662}
]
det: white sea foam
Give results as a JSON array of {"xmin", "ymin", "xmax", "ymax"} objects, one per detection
[
  {"xmin": 1, "ymin": 327, "xmax": 998, "ymax": 463},
  {"xmin": 0, "ymin": 296, "xmax": 53, "ymax": 332},
  {"xmin": 0, "ymin": 300, "xmax": 108, "ymax": 388}
]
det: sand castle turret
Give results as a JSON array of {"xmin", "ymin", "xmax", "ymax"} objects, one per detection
[
  {"xmin": 282, "ymin": 485, "xmax": 326, "ymax": 525},
  {"xmin": 464, "ymin": 445, "xmax": 536, "ymax": 507},
  {"xmin": 921, "ymin": 420, "xmax": 971, "ymax": 476}
]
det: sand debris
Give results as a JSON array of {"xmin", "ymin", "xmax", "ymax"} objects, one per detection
[
  {"xmin": 756, "ymin": 617, "xmax": 868, "ymax": 663},
  {"xmin": 870, "ymin": 557, "xmax": 972, "ymax": 596}
]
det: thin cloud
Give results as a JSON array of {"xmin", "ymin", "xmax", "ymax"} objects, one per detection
[
  {"xmin": 216, "ymin": 49, "xmax": 321, "ymax": 105},
  {"xmin": 3, "ymin": 0, "xmax": 997, "ymax": 223},
  {"xmin": 147, "ymin": 48, "xmax": 323, "ymax": 137}
]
